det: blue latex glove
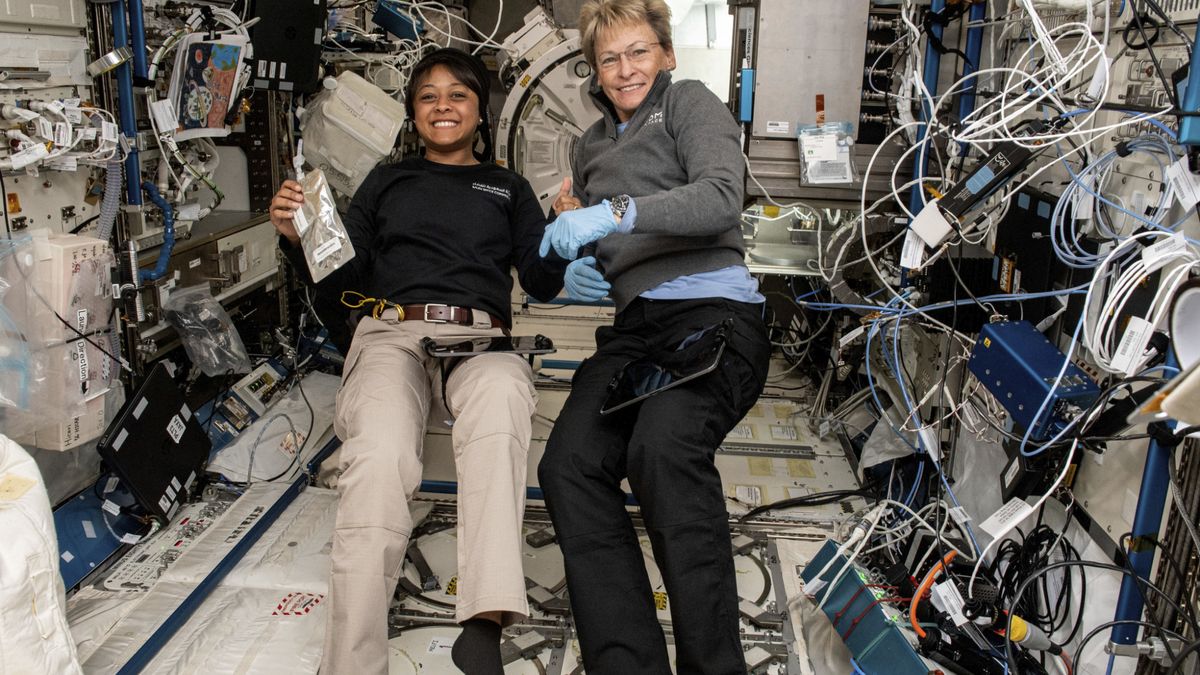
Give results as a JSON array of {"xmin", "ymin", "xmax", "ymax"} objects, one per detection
[
  {"xmin": 564, "ymin": 256, "xmax": 610, "ymax": 302},
  {"xmin": 539, "ymin": 201, "xmax": 618, "ymax": 260}
]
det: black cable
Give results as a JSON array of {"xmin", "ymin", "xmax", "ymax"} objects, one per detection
[
  {"xmin": 1173, "ymin": 425, "xmax": 1200, "ymax": 440},
  {"xmin": 1126, "ymin": 7, "xmax": 1180, "ymax": 110},
  {"xmin": 1070, "ymin": 375, "xmax": 1166, "ymax": 443},
  {"xmin": 990, "ymin": 513, "xmax": 1087, "ymax": 644},
  {"xmin": 929, "ymin": 243, "xmax": 965, "ymax": 587},
  {"xmin": 3, "ymin": 241, "xmax": 126, "ymax": 366},
  {"xmin": 1165, "ymin": 638, "xmax": 1200, "ymax": 675},
  {"xmin": 0, "ymin": 171, "xmax": 10, "ymax": 234},
  {"xmin": 203, "ymin": 369, "xmax": 236, "ymax": 432},
  {"xmin": 1120, "ymin": 532, "xmax": 1199, "ymax": 637},
  {"xmin": 1003, "ymin": 560, "xmax": 1200, "ymax": 673},
  {"xmin": 1138, "ymin": 0, "xmax": 1193, "ymax": 52},
  {"xmin": 738, "ymin": 489, "xmax": 870, "ymax": 522},
  {"xmin": 1124, "ymin": 9, "xmax": 1163, "ymax": 50},
  {"xmin": 69, "ymin": 214, "xmax": 101, "ymax": 234}
]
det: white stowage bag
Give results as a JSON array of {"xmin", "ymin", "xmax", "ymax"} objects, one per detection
[{"xmin": 0, "ymin": 433, "xmax": 83, "ymax": 675}]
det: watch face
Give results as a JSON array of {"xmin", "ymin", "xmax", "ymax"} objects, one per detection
[{"xmin": 611, "ymin": 194, "xmax": 630, "ymax": 217}]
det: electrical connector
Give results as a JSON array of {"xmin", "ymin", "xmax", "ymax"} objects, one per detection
[{"xmin": 1009, "ymin": 615, "xmax": 1054, "ymax": 651}]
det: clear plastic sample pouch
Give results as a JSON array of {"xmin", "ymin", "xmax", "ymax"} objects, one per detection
[{"xmin": 293, "ymin": 168, "xmax": 355, "ymax": 283}]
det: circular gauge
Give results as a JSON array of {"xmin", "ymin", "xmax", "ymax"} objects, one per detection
[{"xmin": 573, "ymin": 60, "xmax": 592, "ymax": 79}]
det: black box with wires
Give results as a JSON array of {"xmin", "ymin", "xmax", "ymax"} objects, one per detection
[
  {"xmin": 921, "ymin": 187, "xmax": 1072, "ymax": 331},
  {"xmin": 999, "ymin": 439, "xmax": 1080, "ymax": 503}
]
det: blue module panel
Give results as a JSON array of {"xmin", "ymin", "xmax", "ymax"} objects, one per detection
[
  {"xmin": 967, "ymin": 320, "xmax": 1099, "ymax": 441},
  {"xmin": 373, "ymin": 1, "xmax": 423, "ymax": 41},
  {"xmin": 801, "ymin": 540, "xmax": 930, "ymax": 675}
]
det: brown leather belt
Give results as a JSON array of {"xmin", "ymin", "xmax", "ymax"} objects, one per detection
[{"xmin": 394, "ymin": 303, "xmax": 505, "ymax": 329}]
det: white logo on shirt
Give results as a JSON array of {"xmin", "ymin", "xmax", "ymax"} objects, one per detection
[
  {"xmin": 472, "ymin": 182, "xmax": 512, "ymax": 200},
  {"xmin": 646, "ymin": 111, "xmax": 664, "ymax": 125}
]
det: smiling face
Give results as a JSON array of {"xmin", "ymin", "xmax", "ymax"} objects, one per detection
[
  {"xmin": 594, "ymin": 20, "xmax": 675, "ymax": 123},
  {"xmin": 411, "ymin": 64, "xmax": 481, "ymax": 165}
]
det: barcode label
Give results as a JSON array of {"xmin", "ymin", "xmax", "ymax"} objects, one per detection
[
  {"xmin": 979, "ymin": 497, "xmax": 1034, "ymax": 539},
  {"xmin": 166, "ymin": 415, "xmax": 186, "ymax": 443},
  {"xmin": 1111, "ymin": 316, "xmax": 1154, "ymax": 376}
]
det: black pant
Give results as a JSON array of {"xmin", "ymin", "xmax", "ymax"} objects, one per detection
[{"xmin": 538, "ymin": 298, "xmax": 770, "ymax": 675}]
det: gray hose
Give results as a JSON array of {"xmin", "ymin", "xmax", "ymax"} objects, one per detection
[
  {"xmin": 95, "ymin": 159, "xmax": 123, "ymax": 242},
  {"xmin": 1167, "ymin": 456, "xmax": 1200, "ymax": 560}
]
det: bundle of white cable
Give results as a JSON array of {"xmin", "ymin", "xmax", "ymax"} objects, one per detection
[
  {"xmin": 1082, "ymin": 231, "xmax": 1200, "ymax": 374},
  {"xmin": 952, "ymin": 20, "xmax": 1109, "ymax": 147}
]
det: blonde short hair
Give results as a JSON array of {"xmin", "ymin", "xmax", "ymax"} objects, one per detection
[{"xmin": 578, "ymin": 0, "xmax": 673, "ymax": 69}]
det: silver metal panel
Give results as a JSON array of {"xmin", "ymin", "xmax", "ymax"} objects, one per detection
[
  {"xmin": 751, "ymin": 0, "xmax": 869, "ymax": 139},
  {"xmin": 746, "ymin": 137, "xmax": 912, "ymax": 204},
  {"xmin": 0, "ymin": 0, "xmax": 85, "ymax": 32},
  {"xmin": 547, "ymin": 0, "xmax": 589, "ymax": 28}
]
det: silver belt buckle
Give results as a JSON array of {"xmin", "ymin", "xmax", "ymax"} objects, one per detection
[{"xmin": 423, "ymin": 303, "xmax": 450, "ymax": 323}]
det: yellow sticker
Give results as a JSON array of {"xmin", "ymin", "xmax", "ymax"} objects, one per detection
[
  {"xmin": 0, "ymin": 473, "xmax": 35, "ymax": 501},
  {"xmin": 445, "ymin": 575, "xmax": 458, "ymax": 596},
  {"xmin": 787, "ymin": 459, "xmax": 816, "ymax": 478},
  {"xmin": 983, "ymin": 337, "xmax": 991, "ymax": 348},
  {"xmin": 748, "ymin": 457, "xmax": 774, "ymax": 477},
  {"xmin": 519, "ymin": 74, "xmax": 532, "ymax": 88},
  {"xmin": 773, "ymin": 404, "xmax": 793, "ymax": 420},
  {"xmin": 652, "ymin": 591, "xmax": 668, "ymax": 610}
]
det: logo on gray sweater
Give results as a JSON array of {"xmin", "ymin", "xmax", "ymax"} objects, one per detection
[{"xmin": 647, "ymin": 111, "xmax": 664, "ymax": 125}]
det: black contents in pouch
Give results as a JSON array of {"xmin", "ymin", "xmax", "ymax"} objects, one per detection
[{"xmin": 600, "ymin": 319, "xmax": 732, "ymax": 415}]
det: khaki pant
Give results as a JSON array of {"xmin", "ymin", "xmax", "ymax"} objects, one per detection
[{"xmin": 321, "ymin": 313, "xmax": 535, "ymax": 675}]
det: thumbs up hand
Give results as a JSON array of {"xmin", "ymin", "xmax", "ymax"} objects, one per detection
[{"xmin": 552, "ymin": 176, "xmax": 583, "ymax": 215}]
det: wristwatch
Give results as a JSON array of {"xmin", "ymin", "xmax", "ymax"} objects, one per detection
[{"xmin": 609, "ymin": 194, "xmax": 631, "ymax": 222}]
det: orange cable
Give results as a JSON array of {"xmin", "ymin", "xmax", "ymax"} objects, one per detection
[{"xmin": 909, "ymin": 550, "xmax": 958, "ymax": 639}]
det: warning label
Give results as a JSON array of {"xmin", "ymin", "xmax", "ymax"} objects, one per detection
[{"xmin": 272, "ymin": 592, "xmax": 325, "ymax": 616}]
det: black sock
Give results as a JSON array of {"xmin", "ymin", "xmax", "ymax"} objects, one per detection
[{"xmin": 451, "ymin": 617, "xmax": 503, "ymax": 675}]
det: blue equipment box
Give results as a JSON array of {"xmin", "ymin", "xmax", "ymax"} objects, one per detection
[
  {"xmin": 373, "ymin": 1, "xmax": 423, "ymax": 41},
  {"xmin": 967, "ymin": 320, "xmax": 1099, "ymax": 441}
]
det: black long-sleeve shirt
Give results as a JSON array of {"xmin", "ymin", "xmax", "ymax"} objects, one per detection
[{"xmin": 282, "ymin": 157, "xmax": 566, "ymax": 329}]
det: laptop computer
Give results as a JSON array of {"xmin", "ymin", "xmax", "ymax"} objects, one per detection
[{"xmin": 97, "ymin": 363, "xmax": 211, "ymax": 522}]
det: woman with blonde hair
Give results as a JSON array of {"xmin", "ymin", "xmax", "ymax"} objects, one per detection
[{"xmin": 537, "ymin": 1, "xmax": 770, "ymax": 672}]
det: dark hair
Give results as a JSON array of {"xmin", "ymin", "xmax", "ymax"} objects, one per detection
[{"xmin": 404, "ymin": 48, "xmax": 493, "ymax": 162}]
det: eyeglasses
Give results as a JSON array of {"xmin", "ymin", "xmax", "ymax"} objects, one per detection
[{"xmin": 597, "ymin": 41, "xmax": 661, "ymax": 70}]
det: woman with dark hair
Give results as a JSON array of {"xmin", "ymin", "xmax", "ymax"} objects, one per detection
[{"xmin": 269, "ymin": 48, "xmax": 565, "ymax": 675}]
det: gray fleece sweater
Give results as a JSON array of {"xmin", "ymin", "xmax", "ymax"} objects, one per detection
[{"xmin": 572, "ymin": 71, "xmax": 747, "ymax": 311}]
